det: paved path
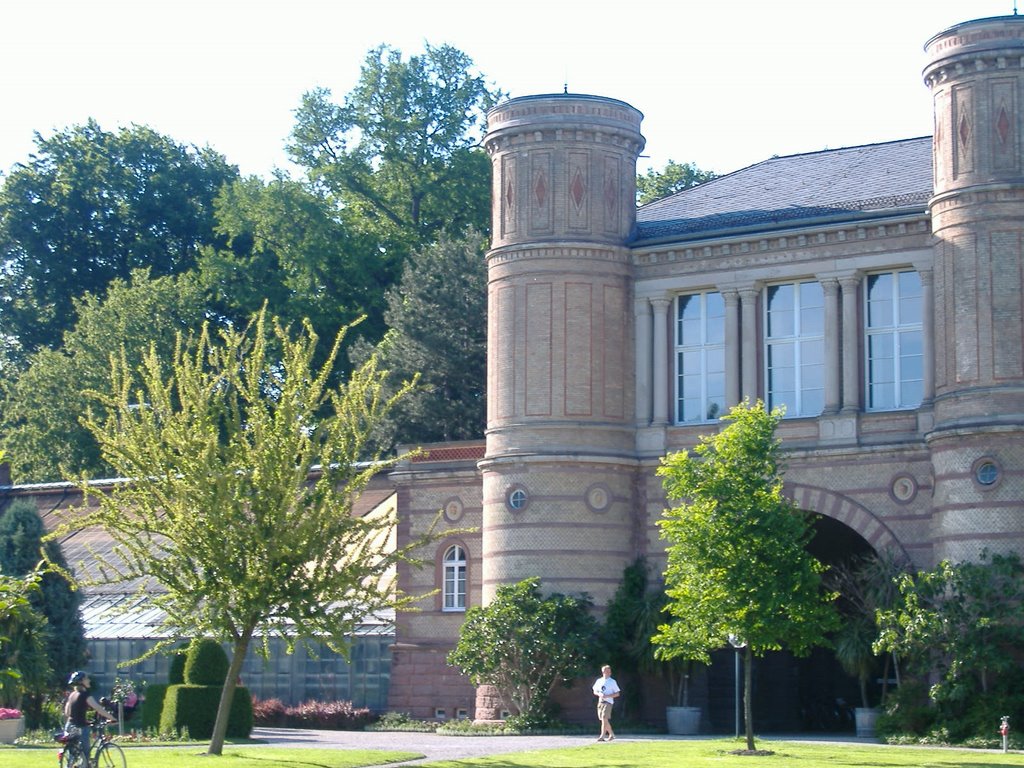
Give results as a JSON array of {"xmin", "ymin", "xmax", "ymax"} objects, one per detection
[{"xmin": 251, "ymin": 728, "xmax": 875, "ymax": 766}]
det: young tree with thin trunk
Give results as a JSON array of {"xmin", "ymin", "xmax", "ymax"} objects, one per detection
[
  {"xmin": 654, "ymin": 401, "xmax": 838, "ymax": 751},
  {"xmin": 45, "ymin": 308, "xmax": 436, "ymax": 755}
]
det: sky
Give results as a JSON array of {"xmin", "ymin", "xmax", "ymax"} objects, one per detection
[{"xmin": 0, "ymin": 0, "xmax": 1018, "ymax": 181}]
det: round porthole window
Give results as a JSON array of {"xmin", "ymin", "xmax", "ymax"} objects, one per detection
[
  {"xmin": 507, "ymin": 487, "xmax": 528, "ymax": 512},
  {"xmin": 974, "ymin": 459, "xmax": 1000, "ymax": 488}
]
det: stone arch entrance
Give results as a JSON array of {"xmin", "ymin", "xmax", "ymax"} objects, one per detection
[
  {"xmin": 702, "ymin": 488, "xmax": 901, "ymax": 734},
  {"xmin": 785, "ymin": 483, "xmax": 910, "ymax": 562}
]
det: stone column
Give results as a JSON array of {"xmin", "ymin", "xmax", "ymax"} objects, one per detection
[
  {"xmin": 722, "ymin": 288, "xmax": 741, "ymax": 408},
  {"xmin": 821, "ymin": 278, "xmax": 841, "ymax": 414},
  {"xmin": 840, "ymin": 275, "xmax": 861, "ymax": 412},
  {"xmin": 919, "ymin": 268, "xmax": 935, "ymax": 405},
  {"xmin": 651, "ymin": 297, "xmax": 671, "ymax": 426},
  {"xmin": 634, "ymin": 297, "xmax": 653, "ymax": 426},
  {"xmin": 739, "ymin": 288, "xmax": 759, "ymax": 402}
]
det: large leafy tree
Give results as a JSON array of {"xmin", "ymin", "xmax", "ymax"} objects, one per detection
[
  {"xmin": 653, "ymin": 401, "xmax": 838, "ymax": 750},
  {"xmin": 0, "ymin": 270, "xmax": 208, "ymax": 482},
  {"xmin": 875, "ymin": 550, "xmax": 1024, "ymax": 707},
  {"xmin": 448, "ymin": 578, "xmax": 600, "ymax": 726},
  {"xmin": 636, "ymin": 159, "xmax": 716, "ymax": 205},
  {"xmin": 199, "ymin": 174, "xmax": 388, "ymax": 370},
  {"xmin": 353, "ymin": 230, "xmax": 487, "ymax": 446},
  {"xmin": 0, "ymin": 499, "xmax": 86, "ymax": 723},
  {"xmin": 288, "ymin": 44, "xmax": 501, "ymax": 267},
  {"xmin": 46, "ymin": 308, "xmax": 436, "ymax": 755},
  {"xmin": 0, "ymin": 120, "xmax": 237, "ymax": 362}
]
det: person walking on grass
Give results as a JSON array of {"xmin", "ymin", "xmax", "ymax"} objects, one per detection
[{"xmin": 592, "ymin": 664, "xmax": 620, "ymax": 741}]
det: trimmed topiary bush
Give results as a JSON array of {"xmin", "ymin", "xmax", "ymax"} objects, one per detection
[
  {"xmin": 184, "ymin": 638, "xmax": 229, "ymax": 686},
  {"xmin": 141, "ymin": 684, "xmax": 168, "ymax": 731},
  {"xmin": 168, "ymin": 643, "xmax": 189, "ymax": 685},
  {"xmin": 159, "ymin": 684, "xmax": 253, "ymax": 739}
]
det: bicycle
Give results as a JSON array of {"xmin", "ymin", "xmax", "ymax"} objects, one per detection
[{"xmin": 56, "ymin": 719, "xmax": 126, "ymax": 768}]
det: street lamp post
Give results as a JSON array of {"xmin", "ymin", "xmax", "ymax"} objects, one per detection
[{"xmin": 728, "ymin": 635, "xmax": 747, "ymax": 739}]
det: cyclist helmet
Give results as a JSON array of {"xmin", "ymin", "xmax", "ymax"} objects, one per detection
[{"xmin": 67, "ymin": 670, "xmax": 88, "ymax": 686}]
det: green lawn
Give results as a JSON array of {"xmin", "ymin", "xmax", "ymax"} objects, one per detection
[
  {"xmin": 1, "ymin": 738, "xmax": 1022, "ymax": 768},
  {"xmin": 412, "ymin": 740, "xmax": 1024, "ymax": 768},
  {"xmin": 0, "ymin": 746, "xmax": 423, "ymax": 767}
]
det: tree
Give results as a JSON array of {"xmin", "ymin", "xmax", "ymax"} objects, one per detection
[
  {"xmin": 0, "ymin": 120, "xmax": 237, "ymax": 361},
  {"xmin": 352, "ymin": 230, "xmax": 487, "ymax": 445},
  {"xmin": 827, "ymin": 549, "xmax": 910, "ymax": 709},
  {"xmin": 875, "ymin": 550, "xmax": 1024, "ymax": 708},
  {"xmin": 0, "ymin": 498, "xmax": 86, "ymax": 701},
  {"xmin": 636, "ymin": 160, "xmax": 716, "ymax": 205},
  {"xmin": 0, "ymin": 270, "xmax": 208, "ymax": 482},
  {"xmin": 0, "ymin": 571, "xmax": 50, "ymax": 712},
  {"xmin": 45, "ymin": 308, "xmax": 436, "ymax": 755},
  {"xmin": 602, "ymin": 559, "xmax": 686, "ymax": 715},
  {"xmin": 448, "ymin": 578, "xmax": 600, "ymax": 726},
  {"xmin": 288, "ymin": 44, "xmax": 501, "ymax": 264},
  {"xmin": 653, "ymin": 401, "xmax": 838, "ymax": 750}
]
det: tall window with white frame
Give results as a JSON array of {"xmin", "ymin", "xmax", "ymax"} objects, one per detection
[
  {"xmin": 765, "ymin": 281, "xmax": 825, "ymax": 417},
  {"xmin": 675, "ymin": 291, "xmax": 725, "ymax": 423},
  {"xmin": 865, "ymin": 270, "xmax": 923, "ymax": 410},
  {"xmin": 442, "ymin": 545, "xmax": 467, "ymax": 612}
]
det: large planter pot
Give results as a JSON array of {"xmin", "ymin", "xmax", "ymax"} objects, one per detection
[
  {"xmin": 855, "ymin": 707, "xmax": 879, "ymax": 738},
  {"xmin": 0, "ymin": 717, "xmax": 24, "ymax": 743},
  {"xmin": 666, "ymin": 706, "xmax": 701, "ymax": 735}
]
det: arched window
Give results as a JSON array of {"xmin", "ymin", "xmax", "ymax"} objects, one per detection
[{"xmin": 442, "ymin": 545, "xmax": 467, "ymax": 612}]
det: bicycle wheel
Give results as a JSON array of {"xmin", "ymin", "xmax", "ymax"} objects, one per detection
[
  {"xmin": 61, "ymin": 746, "xmax": 86, "ymax": 768},
  {"xmin": 95, "ymin": 741, "xmax": 127, "ymax": 768}
]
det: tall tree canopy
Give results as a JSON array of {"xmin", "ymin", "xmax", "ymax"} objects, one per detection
[
  {"xmin": 199, "ymin": 174, "xmax": 388, "ymax": 364},
  {"xmin": 636, "ymin": 159, "xmax": 716, "ymax": 205},
  {"xmin": 288, "ymin": 44, "xmax": 501, "ymax": 266},
  {"xmin": 46, "ymin": 308, "xmax": 437, "ymax": 755},
  {"xmin": 654, "ymin": 401, "xmax": 838, "ymax": 750},
  {"xmin": 0, "ymin": 270, "xmax": 207, "ymax": 482},
  {"xmin": 0, "ymin": 120, "xmax": 237, "ymax": 361},
  {"xmin": 354, "ymin": 230, "xmax": 488, "ymax": 446}
]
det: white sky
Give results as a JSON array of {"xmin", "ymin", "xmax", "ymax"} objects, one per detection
[{"xmin": 0, "ymin": 0, "xmax": 1017, "ymax": 180}]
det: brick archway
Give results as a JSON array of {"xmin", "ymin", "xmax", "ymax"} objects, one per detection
[{"xmin": 784, "ymin": 482, "xmax": 910, "ymax": 561}]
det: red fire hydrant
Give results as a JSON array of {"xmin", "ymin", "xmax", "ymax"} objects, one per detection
[{"xmin": 1000, "ymin": 715, "xmax": 1010, "ymax": 753}]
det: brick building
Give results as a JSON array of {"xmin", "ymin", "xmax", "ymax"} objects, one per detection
[
  {"xmin": 386, "ymin": 13, "xmax": 1024, "ymax": 728},
  {"xmin": 4, "ymin": 11, "xmax": 1023, "ymax": 732}
]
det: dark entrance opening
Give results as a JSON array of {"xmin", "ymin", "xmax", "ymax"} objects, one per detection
[{"xmin": 702, "ymin": 513, "xmax": 876, "ymax": 733}]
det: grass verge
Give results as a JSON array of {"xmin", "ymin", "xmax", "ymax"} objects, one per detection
[
  {"xmin": 0, "ymin": 746, "xmax": 423, "ymax": 767},
  {"xmin": 1, "ymin": 737, "xmax": 1023, "ymax": 768}
]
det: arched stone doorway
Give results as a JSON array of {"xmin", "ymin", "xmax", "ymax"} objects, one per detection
[{"xmin": 702, "ymin": 504, "xmax": 894, "ymax": 733}]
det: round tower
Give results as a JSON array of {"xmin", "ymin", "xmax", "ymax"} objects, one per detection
[
  {"xmin": 924, "ymin": 16, "xmax": 1024, "ymax": 563},
  {"xmin": 479, "ymin": 94, "xmax": 645, "ymax": 611}
]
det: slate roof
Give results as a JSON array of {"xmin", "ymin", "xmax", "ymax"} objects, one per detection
[{"xmin": 635, "ymin": 137, "xmax": 933, "ymax": 243}]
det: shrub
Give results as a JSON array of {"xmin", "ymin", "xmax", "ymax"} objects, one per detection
[
  {"xmin": 877, "ymin": 680, "xmax": 935, "ymax": 738},
  {"xmin": 251, "ymin": 697, "xmax": 287, "ymax": 727},
  {"xmin": 184, "ymin": 638, "xmax": 229, "ymax": 686},
  {"xmin": 168, "ymin": 645, "xmax": 188, "ymax": 685},
  {"xmin": 285, "ymin": 699, "xmax": 373, "ymax": 730},
  {"xmin": 250, "ymin": 698, "xmax": 374, "ymax": 730},
  {"xmin": 158, "ymin": 684, "xmax": 252, "ymax": 739},
  {"xmin": 141, "ymin": 684, "xmax": 168, "ymax": 731}
]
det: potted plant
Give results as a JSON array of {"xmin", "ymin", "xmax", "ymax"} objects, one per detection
[
  {"xmin": 0, "ymin": 707, "xmax": 24, "ymax": 743},
  {"xmin": 829, "ymin": 550, "xmax": 910, "ymax": 737}
]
